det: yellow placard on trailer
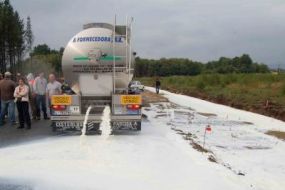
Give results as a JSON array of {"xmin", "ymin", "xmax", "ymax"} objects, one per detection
[
  {"xmin": 120, "ymin": 95, "xmax": 142, "ymax": 105},
  {"xmin": 51, "ymin": 95, "xmax": 72, "ymax": 105}
]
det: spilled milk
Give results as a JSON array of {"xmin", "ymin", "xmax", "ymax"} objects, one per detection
[
  {"xmin": 100, "ymin": 106, "xmax": 111, "ymax": 138},
  {"xmin": 81, "ymin": 105, "xmax": 111, "ymax": 137},
  {"xmin": 81, "ymin": 106, "xmax": 93, "ymax": 136}
]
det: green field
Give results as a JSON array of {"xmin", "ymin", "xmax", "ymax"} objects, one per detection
[{"xmin": 138, "ymin": 73, "xmax": 285, "ymax": 121}]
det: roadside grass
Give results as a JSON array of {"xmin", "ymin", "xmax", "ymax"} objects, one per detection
[{"xmin": 137, "ymin": 73, "xmax": 285, "ymax": 120}]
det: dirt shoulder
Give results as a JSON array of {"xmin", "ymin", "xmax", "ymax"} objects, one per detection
[
  {"xmin": 141, "ymin": 90, "xmax": 168, "ymax": 106},
  {"xmin": 265, "ymin": 130, "xmax": 285, "ymax": 141}
]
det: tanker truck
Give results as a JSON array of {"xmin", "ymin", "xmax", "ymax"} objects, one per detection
[{"xmin": 50, "ymin": 20, "xmax": 142, "ymax": 134}]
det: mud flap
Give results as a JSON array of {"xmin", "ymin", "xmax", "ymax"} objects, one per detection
[
  {"xmin": 51, "ymin": 121, "xmax": 101, "ymax": 135},
  {"xmin": 111, "ymin": 121, "xmax": 141, "ymax": 131}
]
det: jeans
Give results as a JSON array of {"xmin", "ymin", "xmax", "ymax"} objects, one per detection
[
  {"xmin": 0, "ymin": 100, "xmax": 16, "ymax": 125},
  {"xmin": 156, "ymin": 86, "xmax": 160, "ymax": 94},
  {"xmin": 35, "ymin": 95, "xmax": 47, "ymax": 119}
]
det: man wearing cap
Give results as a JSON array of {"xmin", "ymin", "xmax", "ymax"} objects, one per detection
[{"xmin": 0, "ymin": 72, "xmax": 17, "ymax": 126}]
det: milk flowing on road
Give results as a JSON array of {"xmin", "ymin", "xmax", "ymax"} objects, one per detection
[
  {"xmin": 0, "ymin": 88, "xmax": 285, "ymax": 190},
  {"xmin": 81, "ymin": 106, "xmax": 92, "ymax": 136},
  {"xmin": 100, "ymin": 106, "xmax": 111, "ymax": 138}
]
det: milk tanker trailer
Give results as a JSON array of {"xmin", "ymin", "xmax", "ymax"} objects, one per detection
[{"xmin": 50, "ymin": 21, "xmax": 142, "ymax": 134}]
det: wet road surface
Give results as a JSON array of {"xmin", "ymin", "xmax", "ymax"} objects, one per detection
[{"xmin": 0, "ymin": 119, "xmax": 54, "ymax": 149}]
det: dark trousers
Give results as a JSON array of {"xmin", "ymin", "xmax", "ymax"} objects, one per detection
[
  {"xmin": 35, "ymin": 95, "xmax": 47, "ymax": 119},
  {"xmin": 16, "ymin": 101, "xmax": 31, "ymax": 128},
  {"xmin": 29, "ymin": 96, "xmax": 37, "ymax": 119}
]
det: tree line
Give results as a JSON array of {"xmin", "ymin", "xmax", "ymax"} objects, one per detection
[
  {"xmin": 0, "ymin": 0, "xmax": 34, "ymax": 74},
  {"xmin": 134, "ymin": 54, "xmax": 270, "ymax": 77},
  {"xmin": 22, "ymin": 44, "xmax": 64, "ymax": 76}
]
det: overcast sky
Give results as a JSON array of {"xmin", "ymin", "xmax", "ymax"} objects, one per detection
[{"xmin": 11, "ymin": 0, "xmax": 285, "ymax": 67}]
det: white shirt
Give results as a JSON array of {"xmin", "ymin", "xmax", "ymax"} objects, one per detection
[
  {"xmin": 14, "ymin": 85, "xmax": 29, "ymax": 102},
  {"xmin": 33, "ymin": 77, "xmax": 47, "ymax": 95},
  {"xmin": 46, "ymin": 81, "xmax": 62, "ymax": 97}
]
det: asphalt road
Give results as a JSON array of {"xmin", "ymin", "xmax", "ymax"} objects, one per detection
[
  {"xmin": 0, "ymin": 90, "xmax": 163, "ymax": 149},
  {"xmin": 0, "ymin": 119, "xmax": 54, "ymax": 148}
]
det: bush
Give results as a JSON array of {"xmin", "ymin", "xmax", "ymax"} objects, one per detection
[
  {"xmin": 195, "ymin": 80, "xmax": 206, "ymax": 90},
  {"xmin": 281, "ymin": 83, "xmax": 285, "ymax": 95}
]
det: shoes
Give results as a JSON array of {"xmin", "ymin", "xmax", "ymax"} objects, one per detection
[
  {"xmin": 36, "ymin": 117, "xmax": 40, "ymax": 120},
  {"xmin": 44, "ymin": 117, "xmax": 50, "ymax": 120},
  {"xmin": 17, "ymin": 126, "xmax": 24, "ymax": 129},
  {"xmin": 11, "ymin": 122, "xmax": 18, "ymax": 126},
  {"xmin": 26, "ymin": 126, "xmax": 31, "ymax": 130}
]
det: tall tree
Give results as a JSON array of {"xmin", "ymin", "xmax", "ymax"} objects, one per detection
[
  {"xmin": 32, "ymin": 44, "xmax": 51, "ymax": 55},
  {"xmin": 240, "ymin": 54, "xmax": 253, "ymax": 73},
  {"xmin": 0, "ymin": 0, "xmax": 27, "ymax": 73},
  {"xmin": 14, "ymin": 11, "xmax": 26, "ymax": 72},
  {"xmin": 25, "ymin": 16, "xmax": 33, "ymax": 72},
  {"xmin": 25, "ymin": 16, "xmax": 34, "ymax": 55}
]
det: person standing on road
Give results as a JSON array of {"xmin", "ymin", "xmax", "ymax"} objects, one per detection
[
  {"xmin": 0, "ymin": 72, "xmax": 17, "ymax": 126},
  {"xmin": 46, "ymin": 74, "xmax": 62, "ymax": 110},
  {"xmin": 16, "ymin": 73, "xmax": 22, "ymax": 84},
  {"xmin": 60, "ymin": 77, "xmax": 73, "ymax": 94},
  {"xmin": 14, "ymin": 78, "xmax": 31, "ymax": 129},
  {"xmin": 27, "ymin": 73, "xmax": 37, "ymax": 120},
  {"xmin": 33, "ymin": 72, "xmax": 48, "ymax": 120},
  {"xmin": 0, "ymin": 73, "xmax": 3, "ymax": 116},
  {"xmin": 155, "ymin": 78, "xmax": 161, "ymax": 94}
]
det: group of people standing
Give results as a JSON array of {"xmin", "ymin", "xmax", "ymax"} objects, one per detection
[{"xmin": 0, "ymin": 72, "xmax": 62, "ymax": 129}]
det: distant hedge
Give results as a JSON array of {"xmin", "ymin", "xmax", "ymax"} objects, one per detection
[{"xmin": 134, "ymin": 54, "xmax": 270, "ymax": 77}]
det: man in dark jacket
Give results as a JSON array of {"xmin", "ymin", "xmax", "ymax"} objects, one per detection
[{"xmin": 0, "ymin": 72, "xmax": 17, "ymax": 126}]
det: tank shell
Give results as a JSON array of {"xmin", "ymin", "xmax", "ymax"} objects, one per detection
[{"xmin": 62, "ymin": 25, "xmax": 133, "ymax": 96}]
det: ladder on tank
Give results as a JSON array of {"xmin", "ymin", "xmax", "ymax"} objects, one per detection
[{"xmin": 112, "ymin": 15, "xmax": 134, "ymax": 94}]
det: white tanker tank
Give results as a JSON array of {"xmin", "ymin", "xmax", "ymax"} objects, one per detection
[
  {"xmin": 62, "ymin": 23, "xmax": 134, "ymax": 96},
  {"xmin": 51, "ymin": 21, "xmax": 142, "ymax": 134}
]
